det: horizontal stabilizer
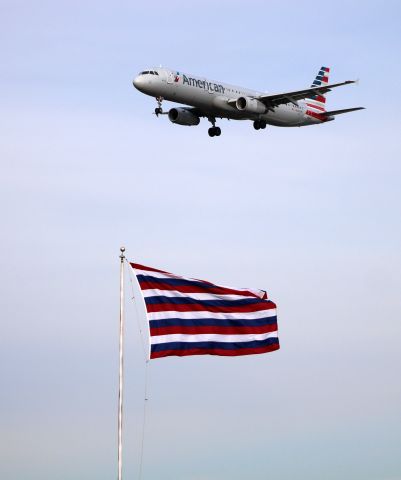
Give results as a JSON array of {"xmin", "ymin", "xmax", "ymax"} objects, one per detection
[{"xmin": 323, "ymin": 107, "xmax": 365, "ymax": 117}]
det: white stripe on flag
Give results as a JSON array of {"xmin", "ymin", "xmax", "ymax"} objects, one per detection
[
  {"xmin": 147, "ymin": 309, "xmax": 276, "ymax": 321},
  {"xmin": 151, "ymin": 331, "xmax": 278, "ymax": 344},
  {"xmin": 142, "ymin": 289, "xmax": 258, "ymax": 301}
]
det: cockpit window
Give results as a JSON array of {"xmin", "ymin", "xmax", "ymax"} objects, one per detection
[{"xmin": 139, "ymin": 70, "xmax": 159, "ymax": 75}]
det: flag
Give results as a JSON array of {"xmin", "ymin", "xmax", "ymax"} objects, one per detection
[{"xmin": 130, "ymin": 262, "xmax": 279, "ymax": 359}]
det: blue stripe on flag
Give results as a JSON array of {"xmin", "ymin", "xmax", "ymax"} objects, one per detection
[
  {"xmin": 144, "ymin": 295, "xmax": 268, "ymax": 308},
  {"xmin": 149, "ymin": 316, "xmax": 278, "ymax": 328},
  {"xmin": 137, "ymin": 274, "xmax": 216, "ymax": 289},
  {"xmin": 151, "ymin": 337, "xmax": 279, "ymax": 353}
]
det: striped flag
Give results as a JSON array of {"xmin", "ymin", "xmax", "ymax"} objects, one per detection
[{"xmin": 130, "ymin": 262, "xmax": 279, "ymax": 359}]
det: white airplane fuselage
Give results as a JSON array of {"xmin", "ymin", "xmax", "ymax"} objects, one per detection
[{"xmin": 133, "ymin": 67, "xmax": 325, "ymax": 128}]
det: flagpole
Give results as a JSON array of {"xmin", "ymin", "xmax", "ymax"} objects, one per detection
[{"xmin": 117, "ymin": 246, "xmax": 125, "ymax": 480}]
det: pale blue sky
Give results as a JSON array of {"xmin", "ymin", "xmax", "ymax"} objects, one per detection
[{"xmin": 1, "ymin": 1, "xmax": 401, "ymax": 479}]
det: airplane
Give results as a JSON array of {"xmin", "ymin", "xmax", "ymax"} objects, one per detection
[{"xmin": 132, "ymin": 66, "xmax": 364, "ymax": 137}]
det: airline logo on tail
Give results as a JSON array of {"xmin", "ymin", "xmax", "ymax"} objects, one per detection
[{"xmin": 306, "ymin": 66, "xmax": 330, "ymax": 119}]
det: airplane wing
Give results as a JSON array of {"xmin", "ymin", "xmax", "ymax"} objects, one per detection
[{"xmin": 255, "ymin": 80, "xmax": 357, "ymax": 109}]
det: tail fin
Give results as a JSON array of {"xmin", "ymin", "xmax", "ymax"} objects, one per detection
[{"xmin": 306, "ymin": 66, "xmax": 330, "ymax": 113}]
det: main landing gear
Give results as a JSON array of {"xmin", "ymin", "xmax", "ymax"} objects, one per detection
[
  {"xmin": 208, "ymin": 117, "xmax": 221, "ymax": 137},
  {"xmin": 253, "ymin": 120, "xmax": 267, "ymax": 130},
  {"xmin": 208, "ymin": 126, "xmax": 221, "ymax": 137},
  {"xmin": 154, "ymin": 96, "xmax": 164, "ymax": 116}
]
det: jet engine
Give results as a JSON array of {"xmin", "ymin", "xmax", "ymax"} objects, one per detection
[
  {"xmin": 168, "ymin": 108, "xmax": 200, "ymax": 126},
  {"xmin": 236, "ymin": 97, "xmax": 266, "ymax": 114}
]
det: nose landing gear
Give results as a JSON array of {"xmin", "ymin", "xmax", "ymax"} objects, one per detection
[{"xmin": 154, "ymin": 97, "xmax": 164, "ymax": 116}]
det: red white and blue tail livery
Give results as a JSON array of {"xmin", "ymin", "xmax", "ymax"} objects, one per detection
[
  {"xmin": 133, "ymin": 65, "xmax": 364, "ymax": 137},
  {"xmin": 130, "ymin": 262, "xmax": 279, "ymax": 359},
  {"xmin": 306, "ymin": 66, "xmax": 330, "ymax": 118}
]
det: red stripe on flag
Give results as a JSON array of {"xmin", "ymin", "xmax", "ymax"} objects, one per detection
[
  {"xmin": 139, "ymin": 279, "xmax": 265, "ymax": 299},
  {"xmin": 150, "ymin": 343, "xmax": 280, "ymax": 359},
  {"xmin": 146, "ymin": 302, "xmax": 276, "ymax": 314},
  {"xmin": 150, "ymin": 323, "xmax": 278, "ymax": 336},
  {"xmin": 130, "ymin": 262, "xmax": 170, "ymax": 275}
]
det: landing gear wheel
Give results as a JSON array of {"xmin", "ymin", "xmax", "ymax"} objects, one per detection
[
  {"xmin": 253, "ymin": 121, "xmax": 260, "ymax": 130},
  {"xmin": 155, "ymin": 107, "xmax": 163, "ymax": 116},
  {"xmin": 259, "ymin": 121, "xmax": 267, "ymax": 129},
  {"xmin": 208, "ymin": 126, "xmax": 221, "ymax": 137}
]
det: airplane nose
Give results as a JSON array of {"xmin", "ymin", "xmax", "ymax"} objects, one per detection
[{"xmin": 133, "ymin": 75, "xmax": 143, "ymax": 89}]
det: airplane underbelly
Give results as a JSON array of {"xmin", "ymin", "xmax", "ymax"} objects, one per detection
[
  {"xmin": 162, "ymin": 85, "xmax": 205, "ymax": 106},
  {"xmin": 264, "ymin": 107, "xmax": 303, "ymax": 127},
  {"xmin": 163, "ymin": 86, "xmax": 241, "ymax": 117},
  {"xmin": 184, "ymin": 91, "xmax": 214, "ymax": 109}
]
